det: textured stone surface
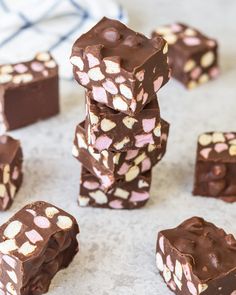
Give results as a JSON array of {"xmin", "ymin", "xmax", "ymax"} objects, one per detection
[{"xmin": 3, "ymin": 0, "xmax": 236, "ymax": 294}]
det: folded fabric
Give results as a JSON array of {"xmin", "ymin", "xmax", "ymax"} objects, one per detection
[{"xmin": 0, "ymin": 0, "xmax": 127, "ymax": 79}]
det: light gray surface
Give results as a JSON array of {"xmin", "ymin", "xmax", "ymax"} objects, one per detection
[{"xmin": 4, "ymin": 1, "xmax": 236, "ymax": 294}]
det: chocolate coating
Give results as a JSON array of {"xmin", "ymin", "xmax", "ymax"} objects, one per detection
[
  {"xmin": 193, "ymin": 132, "xmax": 236, "ymax": 202},
  {"xmin": 0, "ymin": 201, "xmax": 79, "ymax": 295},
  {"xmin": 74, "ymin": 17, "xmax": 165, "ymax": 72},
  {"xmin": 0, "ymin": 52, "xmax": 59, "ymax": 131},
  {"xmin": 156, "ymin": 217, "xmax": 236, "ymax": 295}
]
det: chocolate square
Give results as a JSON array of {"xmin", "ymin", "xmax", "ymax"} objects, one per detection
[
  {"xmin": 0, "ymin": 52, "xmax": 59, "ymax": 130},
  {"xmin": 79, "ymin": 167, "xmax": 151, "ymax": 209},
  {"xmin": 73, "ymin": 119, "xmax": 169, "ymax": 190},
  {"xmin": 193, "ymin": 132, "xmax": 236, "ymax": 202},
  {"xmin": 85, "ymin": 90, "xmax": 161, "ymax": 152},
  {"xmin": 156, "ymin": 217, "xmax": 236, "ymax": 295},
  {"xmin": 0, "ymin": 201, "xmax": 79, "ymax": 294},
  {"xmin": 152, "ymin": 23, "xmax": 219, "ymax": 89},
  {"xmin": 71, "ymin": 17, "xmax": 170, "ymax": 115}
]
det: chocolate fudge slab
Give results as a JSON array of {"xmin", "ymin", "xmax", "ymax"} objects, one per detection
[
  {"xmin": 193, "ymin": 132, "xmax": 236, "ymax": 202},
  {"xmin": 0, "ymin": 201, "xmax": 79, "ymax": 295},
  {"xmin": 71, "ymin": 17, "xmax": 170, "ymax": 115},
  {"xmin": 156, "ymin": 217, "xmax": 236, "ymax": 295},
  {"xmin": 0, "ymin": 135, "xmax": 23, "ymax": 210},
  {"xmin": 85, "ymin": 90, "xmax": 161, "ymax": 152},
  {"xmin": 72, "ymin": 119, "xmax": 169, "ymax": 190},
  {"xmin": 79, "ymin": 167, "xmax": 151, "ymax": 209},
  {"xmin": 0, "ymin": 52, "xmax": 59, "ymax": 131},
  {"xmin": 152, "ymin": 23, "xmax": 219, "ymax": 89}
]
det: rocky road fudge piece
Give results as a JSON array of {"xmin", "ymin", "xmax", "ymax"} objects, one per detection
[
  {"xmin": 0, "ymin": 52, "xmax": 59, "ymax": 131},
  {"xmin": 0, "ymin": 201, "xmax": 79, "ymax": 295},
  {"xmin": 0, "ymin": 135, "xmax": 23, "ymax": 210},
  {"xmin": 71, "ymin": 17, "xmax": 170, "ymax": 115},
  {"xmin": 193, "ymin": 132, "xmax": 236, "ymax": 202},
  {"xmin": 152, "ymin": 23, "xmax": 219, "ymax": 89},
  {"xmin": 85, "ymin": 90, "xmax": 161, "ymax": 152},
  {"xmin": 156, "ymin": 217, "xmax": 236, "ymax": 295},
  {"xmin": 73, "ymin": 119, "xmax": 169, "ymax": 190},
  {"xmin": 79, "ymin": 167, "xmax": 151, "ymax": 209}
]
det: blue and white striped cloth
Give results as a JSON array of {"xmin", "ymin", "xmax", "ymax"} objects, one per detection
[{"xmin": 0, "ymin": 0, "xmax": 127, "ymax": 79}]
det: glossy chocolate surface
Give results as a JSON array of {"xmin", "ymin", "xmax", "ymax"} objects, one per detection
[
  {"xmin": 73, "ymin": 17, "xmax": 165, "ymax": 73},
  {"xmin": 0, "ymin": 201, "xmax": 79, "ymax": 295},
  {"xmin": 162, "ymin": 217, "xmax": 236, "ymax": 281},
  {"xmin": 156, "ymin": 217, "xmax": 236, "ymax": 295}
]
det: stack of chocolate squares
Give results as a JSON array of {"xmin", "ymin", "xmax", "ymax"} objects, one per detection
[{"xmin": 70, "ymin": 17, "xmax": 170, "ymax": 209}]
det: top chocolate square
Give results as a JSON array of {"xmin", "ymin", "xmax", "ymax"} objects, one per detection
[
  {"xmin": 197, "ymin": 132, "xmax": 236, "ymax": 162},
  {"xmin": 71, "ymin": 17, "xmax": 170, "ymax": 115}
]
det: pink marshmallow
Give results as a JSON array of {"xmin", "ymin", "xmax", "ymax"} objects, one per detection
[
  {"xmin": 83, "ymin": 181, "xmax": 100, "ymax": 190},
  {"xmin": 159, "ymin": 236, "xmax": 165, "ymax": 254},
  {"xmin": 31, "ymin": 62, "xmax": 44, "ymax": 72},
  {"xmin": 95, "ymin": 135, "xmax": 112, "ymax": 151},
  {"xmin": 92, "ymin": 86, "xmax": 108, "ymax": 104},
  {"xmin": 130, "ymin": 191, "xmax": 149, "ymax": 202},
  {"xmin": 183, "ymin": 263, "xmax": 192, "ymax": 281},
  {"xmin": 87, "ymin": 53, "xmax": 100, "ymax": 68},
  {"xmin": 102, "ymin": 79, "xmax": 118, "ymax": 94},
  {"xmin": 141, "ymin": 158, "xmax": 151, "ymax": 172},
  {"xmin": 77, "ymin": 71, "xmax": 90, "ymax": 85},
  {"xmin": 12, "ymin": 167, "xmax": 19, "ymax": 180},
  {"xmin": 142, "ymin": 118, "xmax": 156, "ymax": 133},
  {"xmin": 109, "ymin": 200, "xmax": 123, "ymax": 209},
  {"xmin": 2, "ymin": 255, "xmax": 16, "ymax": 269},
  {"xmin": 187, "ymin": 281, "xmax": 197, "ymax": 295},
  {"xmin": 125, "ymin": 149, "xmax": 139, "ymax": 160},
  {"xmin": 130, "ymin": 100, "xmax": 137, "ymax": 113},
  {"xmin": 25, "ymin": 230, "xmax": 43, "ymax": 244},
  {"xmin": 183, "ymin": 37, "xmax": 201, "ymax": 46},
  {"xmin": 14, "ymin": 63, "xmax": 28, "ymax": 73},
  {"xmin": 190, "ymin": 67, "xmax": 202, "ymax": 79},
  {"xmin": 34, "ymin": 216, "xmax": 50, "ymax": 228},
  {"xmin": 214, "ymin": 143, "xmax": 228, "ymax": 153},
  {"xmin": 171, "ymin": 23, "xmax": 182, "ymax": 33},
  {"xmin": 118, "ymin": 163, "xmax": 131, "ymax": 175},
  {"xmin": 135, "ymin": 133, "xmax": 154, "ymax": 148},
  {"xmin": 225, "ymin": 133, "xmax": 235, "ymax": 140},
  {"xmin": 209, "ymin": 67, "xmax": 220, "ymax": 79},
  {"xmin": 200, "ymin": 148, "xmax": 212, "ymax": 159}
]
